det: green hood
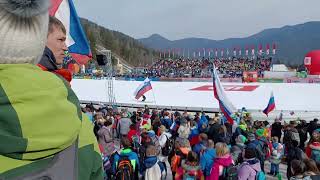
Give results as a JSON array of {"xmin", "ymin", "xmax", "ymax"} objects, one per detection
[{"xmin": 0, "ymin": 64, "xmax": 82, "ymax": 173}]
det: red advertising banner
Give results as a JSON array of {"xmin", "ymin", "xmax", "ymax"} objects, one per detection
[
  {"xmin": 243, "ymin": 71, "xmax": 258, "ymax": 82},
  {"xmin": 190, "ymin": 85, "xmax": 259, "ymax": 92}
]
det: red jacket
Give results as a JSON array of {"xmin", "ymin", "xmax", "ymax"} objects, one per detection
[
  {"xmin": 127, "ymin": 129, "xmax": 138, "ymax": 143},
  {"xmin": 306, "ymin": 142, "xmax": 320, "ymax": 157}
]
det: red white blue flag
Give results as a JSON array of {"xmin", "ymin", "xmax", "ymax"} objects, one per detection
[
  {"xmin": 266, "ymin": 44, "xmax": 270, "ymax": 55},
  {"xmin": 134, "ymin": 78, "xmax": 153, "ymax": 100},
  {"xmin": 263, "ymin": 92, "xmax": 276, "ymax": 116},
  {"xmin": 212, "ymin": 65, "xmax": 237, "ymax": 124},
  {"xmin": 50, "ymin": 0, "xmax": 92, "ymax": 65}
]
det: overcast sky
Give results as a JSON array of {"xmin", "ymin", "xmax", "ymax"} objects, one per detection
[{"xmin": 74, "ymin": 0, "xmax": 320, "ymax": 41}]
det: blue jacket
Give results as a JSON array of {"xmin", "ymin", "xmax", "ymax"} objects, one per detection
[
  {"xmin": 200, "ymin": 148, "xmax": 216, "ymax": 176},
  {"xmin": 189, "ymin": 127, "xmax": 200, "ymax": 139},
  {"xmin": 198, "ymin": 115, "xmax": 208, "ymax": 132},
  {"xmin": 193, "ymin": 142, "xmax": 207, "ymax": 155},
  {"xmin": 112, "ymin": 148, "xmax": 140, "ymax": 174}
]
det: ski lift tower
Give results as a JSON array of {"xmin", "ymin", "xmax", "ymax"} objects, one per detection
[{"xmin": 100, "ymin": 49, "xmax": 116, "ymax": 106}]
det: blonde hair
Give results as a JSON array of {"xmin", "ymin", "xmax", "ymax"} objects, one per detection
[
  {"xmin": 159, "ymin": 125, "xmax": 166, "ymax": 134},
  {"xmin": 215, "ymin": 142, "xmax": 229, "ymax": 157}
]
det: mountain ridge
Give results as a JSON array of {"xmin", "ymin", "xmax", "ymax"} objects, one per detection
[{"xmin": 139, "ymin": 21, "xmax": 320, "ymax": 65}]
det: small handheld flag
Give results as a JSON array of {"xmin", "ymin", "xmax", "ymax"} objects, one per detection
[{"xmin": 263, "ymin": 92, "xmax": 276, "ymax": 116}]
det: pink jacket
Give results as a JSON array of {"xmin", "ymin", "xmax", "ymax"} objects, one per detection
[{"xmin": 206, "ymin": 154, "xmax": 233, "ymax": 180}]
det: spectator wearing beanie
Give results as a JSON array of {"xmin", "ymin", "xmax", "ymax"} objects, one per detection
[{"xmin": 237, "ymin": 148, "xmax": 262, "ymax": 180}]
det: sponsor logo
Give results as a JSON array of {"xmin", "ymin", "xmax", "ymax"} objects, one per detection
[
  {"xmin": 304, "ymin": 57, "xmax": 311, "ymax": 65},
  {"xmin": 190, "ymin": 85, "xmax": 259, "ymax": 91}
]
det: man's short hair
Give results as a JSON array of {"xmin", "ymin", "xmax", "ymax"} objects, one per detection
[{"xmin": 48, "ymin": 16, "xmax": 66, "ymax": 35}]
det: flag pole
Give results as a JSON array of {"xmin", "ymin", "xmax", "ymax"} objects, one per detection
[
  {"xmin": 150, "ymin": 80, "xmax": 157, "ymax": 106},
  {"xmin": 151, "ymin": 88, "xmax": 157, "ymax": 106}
]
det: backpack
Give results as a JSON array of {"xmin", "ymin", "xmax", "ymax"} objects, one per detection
[
  {"xmin": 103, "ymin": 153, "xmax": 116, "ymax": 174},
  {"xmin": 311, "ymin": 149, "xmax": 320, "ymax": 164},
  {"xmin": 253, "ymin": 139, "xmax": 269, "ymax": 160},
  {"xmin": 260, "ymin": 140, "xmax": 270, "ymax": 158},
  {"xmin": 255, "ymin": 171, "xmax": 266, "ymax": 180},
  {"xmin": 220, "ymin": 164, "xmax": 239, "ymax": 180},
  {"xmin": 286, "ymin": 130, "xmax": 300, "ymax": 146},
  {"xmin": 183, "ymin": 169, "xmax": 198, "ymax": 180},
  {"xmin": 244, "ymin": 162, "xmax": 266, "ymax": 180},
  {"xmin": 150, "ymin": 134, "xmax": 161, "ymax": 155},
  {"xmin": 115, "ymin": 155, "xmax": 134, "ymax": 180},
  {"xmin": 161, "ymin": 135, "xmax": 174, "ymax": 156},
  {"xmin": 290, "ymin": 130, "xmax": 300, "ymax": 145}
]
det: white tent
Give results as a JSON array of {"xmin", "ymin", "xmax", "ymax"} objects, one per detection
[{"xmin": 271, "ymin": 64, "xmax": 289, "ymax": 72}]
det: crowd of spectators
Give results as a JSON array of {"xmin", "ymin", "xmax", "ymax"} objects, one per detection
[
  {"xmin": 83, "ymin": 103, "xmax": 320, "ymax": 180},
  {"xmin": 144, "ymin": 57, "xmax": 272, "ymax": 78}
]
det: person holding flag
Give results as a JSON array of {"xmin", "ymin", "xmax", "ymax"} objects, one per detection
[{"xmin": 134, "ymin": 77, "xmax": 153, "ymax": 102}]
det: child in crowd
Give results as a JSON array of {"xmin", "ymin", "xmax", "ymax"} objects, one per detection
[
  {"xmin": 269, "ymin": 136, "xmax": 283, "ymax": 176},
  {"xmin": 175, "ymin": 151, "xmax": 204, "ymax": 180}
]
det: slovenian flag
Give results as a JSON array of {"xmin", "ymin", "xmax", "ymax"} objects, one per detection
[
  {"xmin": 134, "ymin": 78, "xmax": 153, "ymax": 100},
  {"xmin": 263, "ymin": 92, "xmax": 276, "ymax": 116},
  {"xmin": 50, "ymin": 0, "xmax": 91, "ymax": 65},
  {"xmin": 212, "ymin": 64, "xmax": 237, "ymax": 124}
]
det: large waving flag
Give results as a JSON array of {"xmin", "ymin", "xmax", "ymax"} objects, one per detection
[
  {"xmin": 263, "ymin": 92, "xmax": 276, "ymax": 116},
  {"xmin": 50, "ymin": 0, "xmax": 91, "ymax": 65},
  {"xmin": 134, "ymin": 78, "xmax": 153, "ymax": 100},
  {"xmin": 212, "ymin": 65, "xmax": 237, "ymax": 124}
]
